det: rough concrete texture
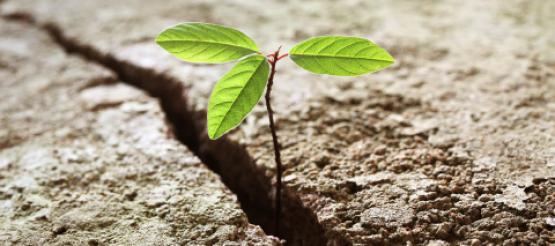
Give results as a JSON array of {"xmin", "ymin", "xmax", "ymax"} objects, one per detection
[
  {"xmin": 0, "ymin": 20, "xmax": 277, "ymax": 245},
  {"xmin": 2, "ymin": 0, "xmax": 555, "ymax": 245}
]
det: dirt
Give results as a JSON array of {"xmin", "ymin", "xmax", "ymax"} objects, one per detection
[
  {"xmin": 0, "ymin": 20, "xmax": 277, "ymax": 245},
  {"xmin": 1, "ymin": 0, "xmax": 555, "ymax": 245}
]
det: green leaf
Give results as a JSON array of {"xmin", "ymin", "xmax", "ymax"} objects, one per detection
[
  {"xmin": 207, "ymin": 55, "xmax": 269, "ymax": 139},
  {"xmin": 156, "ymin": 22, "xmax": 259, "ymax": 63},
  {"xmin": 289, "ymin": 36, "xmax": 395, "ymax": 76}
]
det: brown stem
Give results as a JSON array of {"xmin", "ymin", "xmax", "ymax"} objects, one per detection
[{"xmin": 265, "ymin": 48, "xmax": 283, "ymax": 236}]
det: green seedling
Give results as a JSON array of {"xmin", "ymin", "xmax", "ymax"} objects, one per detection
[{"xmin": 156, "ymin": 22, "xmax": 394, "ymax": 235}]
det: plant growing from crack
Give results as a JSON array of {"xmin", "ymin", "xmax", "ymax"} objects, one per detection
[{"xmin": 156, "ymin": 22, "xmax": 394, "ymax": 236}]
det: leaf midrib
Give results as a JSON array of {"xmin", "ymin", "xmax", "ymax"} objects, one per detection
[
  {"xmin": 157, "ymin": 39, "xmax": 258, "ymax": 53},
  {"xmin": 290, "ymin": 53, "xmax": 393, "ymax": 62},
  {"xmin": 212, "ymin": 58, "xmax": 266, "ymax": 137}
]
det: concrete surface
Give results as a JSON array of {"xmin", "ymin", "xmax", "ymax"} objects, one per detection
[
  {"xmin": 1, "ymin": 0, "xmax": 554, "ymax": 245},
  {"xmin": 0, "ymin": 19, "xmax": 277, "ymax": 245}
]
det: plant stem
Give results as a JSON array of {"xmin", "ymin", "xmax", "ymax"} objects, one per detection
[{"xmin": 265, "ymin": 48, "xmax": 283, "ymax": 236}]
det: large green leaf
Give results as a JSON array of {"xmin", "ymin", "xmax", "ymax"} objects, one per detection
[
  {"xmin": 156, "ymin": 22, "xmax": 259, "ymax": 63},
  {"xmin": 289, "ymin": 36, "xmax": 395, "ymax": 76},
  {"xmin": 207, "ymin": 55, "xmax": 269, "ymax": 139}
]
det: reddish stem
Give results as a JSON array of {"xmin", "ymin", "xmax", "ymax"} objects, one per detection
[
  {"xmin": 277, "ymin": 53, "xmax": 288, "ymax": 60},
  {"xmin": 265, "ymin": 48, "xmax": 283, "ymax": 236}
]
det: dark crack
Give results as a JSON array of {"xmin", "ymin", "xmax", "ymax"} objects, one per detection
[{"xmin": 1, "ymin": 13, "xmax": 329, "ymax": 245}]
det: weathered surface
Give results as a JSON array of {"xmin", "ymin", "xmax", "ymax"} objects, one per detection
[
  {"xmin": 2, "ymin": 0, "xmax": 555, "ymax": 245},
  {"xmin": 0, "ymin": 20, "xmax": 277, "ymax": 245}
]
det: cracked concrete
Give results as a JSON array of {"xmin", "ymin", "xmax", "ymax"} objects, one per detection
[
  {"xmin": 1, "ymin": 0, "xmax": 555, "ymax": 245},
  {"xmin": 0, "ymin": 19, "xmax": 277, "ymax": 245}
]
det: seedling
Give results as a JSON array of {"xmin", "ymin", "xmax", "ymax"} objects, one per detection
[{"xmin": 156, "ymin": 22, "xmax": 394, "ymax": 235}]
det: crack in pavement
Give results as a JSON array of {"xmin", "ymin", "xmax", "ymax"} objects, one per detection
[{"xmin": 0, "ymin": 12, "xmax": 327, "ymax": 244}]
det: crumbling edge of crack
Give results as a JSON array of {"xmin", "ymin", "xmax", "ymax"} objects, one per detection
[
  {"xmin": 0, "ymin": 12, "xmax": 342, "ymax": 245},
  {"xmin": 194, "ymin": 116, "xmax": 338, "ymax": 245}
]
